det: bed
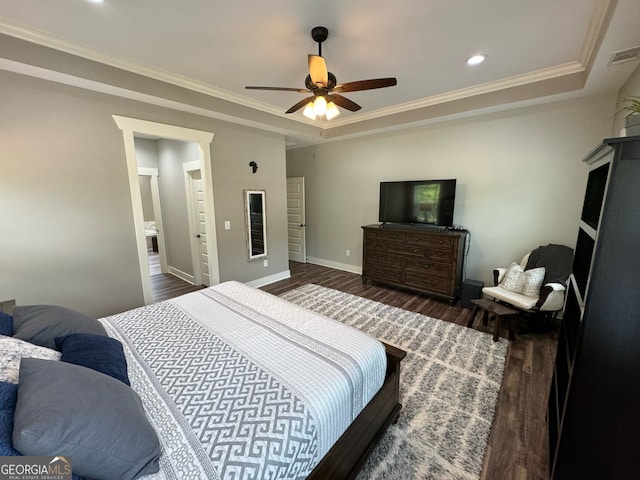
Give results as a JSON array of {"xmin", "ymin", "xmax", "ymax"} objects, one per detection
[{"xmin": 1, "ymin": 281, "xmax": 405, "ymax": 480}]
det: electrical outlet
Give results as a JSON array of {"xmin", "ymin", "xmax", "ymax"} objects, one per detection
[
  {"xmin": 345, "ymin": 249, "xmax": 351, "ymax": 257},
  {"xmin": 263, "ymin": 259, "xmax": 268, "ymax": 267},
  {"xmin": 224, "ymin": 221, "xmax": 231, "ymax": 230}
]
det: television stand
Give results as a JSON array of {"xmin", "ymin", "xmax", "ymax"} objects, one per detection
[{"xmin": 362, "ymin": 224, "xmax": 468, "ymax": 305}]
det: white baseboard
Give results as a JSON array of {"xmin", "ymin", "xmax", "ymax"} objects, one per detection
[
  {"xmin": 168, "ymin": 266, "xmax": 195, "ymax": 285},
  {"xmin": 246, "ymin": 270, "xmax": 291, "ymax": 288},
  {"xmin": 306, "ymin": 257, "xmax": 362, "ymax": 275}
]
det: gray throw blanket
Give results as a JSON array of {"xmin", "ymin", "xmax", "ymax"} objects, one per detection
[{"xmin": 525, "ymin": 243, "xmax": 574, "ymax": 285}]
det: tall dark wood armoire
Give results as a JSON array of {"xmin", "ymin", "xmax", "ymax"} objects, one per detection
[{"xmin": 548, "ymin": 136, "xmax": 640, "ymax": 479}]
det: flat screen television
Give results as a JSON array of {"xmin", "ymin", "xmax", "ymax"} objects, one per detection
[{"xmin": 378, "ymin": 179, "xmax": 456, "ymax": 227}]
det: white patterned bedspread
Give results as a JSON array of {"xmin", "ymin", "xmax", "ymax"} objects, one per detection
[{"xmin": 100, "ymin": 281, "xmax": 386, "ymax": 480}]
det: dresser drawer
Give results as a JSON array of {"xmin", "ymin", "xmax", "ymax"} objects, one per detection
[
  {"xmin": 364, "ymin": 229, "xmax": 405, "ymax": 242},
  {"xmin": 365, "ymin": 240, "xmax": 387, "ymax": 253},
  {"xmin": 405, "ymin": 233, "xmax": 454, "ymax": 249},
  {"xmin": 426, "ymin": 248, "xmax": 454, "ymax": 263},
  {"xmin": 405, "ymin": 271, "xmax": 451, "ymax": 295},
  {"xmin": 366, "ymin": 265, "xmax": 404, "ymax": 284},
  {"xmin": 385, "ymin": 243, "xmax": 426, "ymax": 258},
  {"xmin": 405, "ymin": 259, "xmax": 450, "ymax": 278},
  {"xmin": 366, "ymin": 253, "xmax": 404, "ymax": 269}
]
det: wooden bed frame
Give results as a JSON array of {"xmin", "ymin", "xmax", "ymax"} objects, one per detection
[{"xmin": 308, "ymin": 342, "xmax": 406, "ymax": 479}]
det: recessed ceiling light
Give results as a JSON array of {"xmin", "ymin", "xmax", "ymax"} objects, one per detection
[
  {"xmin": 467, "ymin": 54, "xmax": 487, "ymax": 66},
  {"xmin": 86, "ymin": 0, "xmax": 104, "ymax": 4}
]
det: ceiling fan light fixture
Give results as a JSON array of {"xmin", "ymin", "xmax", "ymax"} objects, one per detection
[
  {"xmin": 313, "ymin": 96, "xmax": 328, "ymax": 116},
  {"xmin": 245, "ymin": 27, "xmax": 396, "ymax": 118},
  {"xmin": 303, "ymin": 102, "xmax": 316, "ymax": 120},
  {"xmin": 325, "ymin": 101, "xmax": 340, "ymax": 120}
]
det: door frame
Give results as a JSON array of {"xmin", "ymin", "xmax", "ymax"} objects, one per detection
[
  {"xmin": 287, "ymin": 176, "xmax": 307, "ymax": 263},
  {"xmin": 113, "ymin": 115, "xmax": 219, "ymax": 305}
]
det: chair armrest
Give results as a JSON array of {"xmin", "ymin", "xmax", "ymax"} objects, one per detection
[
  {"xmin": 536, "ymin": 283, "xmax": 566, "ymax": 311},
  {"xmin": 493, "ymin": 268, "xmax": 507, "ymax": 286}
]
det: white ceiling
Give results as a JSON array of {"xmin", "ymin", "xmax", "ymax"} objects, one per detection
[{"xmin": 1, "ymin": 0, "xmax": 639, "ymax": 146}]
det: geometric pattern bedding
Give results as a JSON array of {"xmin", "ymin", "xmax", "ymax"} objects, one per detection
[{"xmin": 100, "ymin": 281, "xmax": 386, "ymax": 480}]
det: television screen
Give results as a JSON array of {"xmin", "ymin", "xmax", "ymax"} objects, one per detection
[{"xmin": 378, "ymin": 179, "xmax": 456, "ymax": 227}]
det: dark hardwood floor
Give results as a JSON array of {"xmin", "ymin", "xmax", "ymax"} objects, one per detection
[
  {"xmin": 148, "ymin": 251, "xmax": 205, "ymax": 302},
  {"xmin": 154, "ymin": 260, "xmax": 558, "ymax": 479}
]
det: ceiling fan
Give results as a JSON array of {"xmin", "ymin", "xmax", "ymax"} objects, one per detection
[{"xmin": 245, "ymin": 26, "xmax": 397, "ymax": 120}]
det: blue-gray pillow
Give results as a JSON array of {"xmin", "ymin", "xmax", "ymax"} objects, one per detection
[
  {"xmin": 0, "ymin": 311, "xmax": 12, "ymax": 336},
  {"xmin": 55, "ymin": 333, "xmax": 130, "ymax": 386},
  {"xmin": 13, "ymin": 359, "xmax": 160, "ymax": 480},
  {"xmin": 0, "ymin": 381, "xmax": 20, "ymax": 456},
  {"xmin": 12, "ymin": 305, "xmax": 107, "ymax": 349},
  {"xmin": 0, "ymin": 381, "xmax": 85, "ymax": 480}
]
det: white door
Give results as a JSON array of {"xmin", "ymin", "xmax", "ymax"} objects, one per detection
[
  {"xmin": 185, "ymin": 166, "xmax": 210, "ymax": 286},
  {"xmin": 192, "ymin": 171, "xmax": 210, "ymax": 286},
  {"xmin": 287, "ymin": 177, "xmax": 306, "ymax": 263}
]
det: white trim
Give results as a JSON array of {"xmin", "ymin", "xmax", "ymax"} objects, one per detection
[
  {"xmin": 167, "ymin": 267, "xmax": 195, "ymax": 285},
  {"xmin": 325, "ymin": 61, "xmax": 585, "ymax": 127},
  {"xmin": 183, "ymin": 160, "xmax": 201, "ymax": 172},
  {"xmin": 245, "ymin": 270, "xmax": 292, "ymax": 288},
  {"xmin": 0, "ymin": 19, "xmax": 287, "ymax": 118},
  {"xmin": 113, "ymin": 115, "xmax": 218, "ymax": 305},
  {"xmin": 306, "ymin": 257, "xmax": 363, "ymax": 275}
]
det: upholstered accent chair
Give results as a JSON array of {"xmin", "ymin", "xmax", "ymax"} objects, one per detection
[{"xmin": 482, "ymin": 244, "xmax": 574, "ymax": 319}]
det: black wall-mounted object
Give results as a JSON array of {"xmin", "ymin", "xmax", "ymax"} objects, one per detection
[{"xmin": 249, "ymin": 161, "xmax": 258, "ymax": 174}]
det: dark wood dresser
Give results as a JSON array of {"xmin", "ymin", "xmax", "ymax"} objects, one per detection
[{"xmin": 361, "ymin": 224, "xmax": 467, "ymax": 304}]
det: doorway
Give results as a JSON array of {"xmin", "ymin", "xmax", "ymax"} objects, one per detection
[
  {"xmin": 184, "ymin": 161, "xmax": 210, "ymax": 287},
  {"xmin": 287, "ymin": 177, "xmax": 306, "ymax": 263},
  {"xmin": 138, "ymin": 167, "xmax": 168, "ymax": 277},
  {"xmin": 113, "ymin": 115, "xmax": 219, "ymax": 305}
]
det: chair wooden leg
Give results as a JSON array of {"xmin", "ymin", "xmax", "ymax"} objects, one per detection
[
  {"xmin": 507, "ymin": 316, "xmax": 515, "ymax": 341},
  {"xmin": 493, "ymin": 314, "xmax": 500, "ymax": 342},
  {"xmin": 467, "ymin": 304, "xmax": 479, "ymax": 328}
]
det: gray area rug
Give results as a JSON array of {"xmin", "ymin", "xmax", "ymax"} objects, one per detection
[{"xmin": 280, "ymin": 284, "xmax": 509, "ymax": 480}]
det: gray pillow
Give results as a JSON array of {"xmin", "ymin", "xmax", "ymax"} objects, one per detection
[
  {"xmin": 12, "ymin": 305, "xmax": 107, "ymax": 349},
  {"xmin": 13, "ymin": 358, "xmax": 160, "ymax": 480}
]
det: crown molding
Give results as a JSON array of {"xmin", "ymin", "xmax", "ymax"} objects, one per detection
[
  {"xmin": 579, "ymin": 0, "xmax": 617, "ymax": 70},
  {"xmin": 327, "ymin": 61, "xmax": 586, "ymax": 127}
]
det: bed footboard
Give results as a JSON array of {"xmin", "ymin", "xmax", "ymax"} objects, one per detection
[{"xmin": 308, "ymin": 342, "xmax": 406, "ymax": 480}]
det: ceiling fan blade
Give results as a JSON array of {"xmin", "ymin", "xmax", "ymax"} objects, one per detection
[
  {"xmin": 327, "ymin": 94, "xmax": 361, "ymax": 112},
  {"xmin": 245, "ymin": 86, "xmax": 309, "ymax": 93},
  {"xmin": 308, "ymin": 55, "xmax": 328, "ymax": 87},
  {"xmin": 333, "ymin": 77, "xmax": 397, "ymax": 93},
  {"xmin": 285, "ymin": 96, "xmax": 315, "ymax": 114}
]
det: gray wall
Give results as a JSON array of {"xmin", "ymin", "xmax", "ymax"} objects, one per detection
[
  {"xmin": 0, "ymin": 69, "xmax": 289, "ymax": 317},
  {"xmin": 614, "ymin": 63, "xmax": 640, "ymax": 135},
  {"xmin": 286, "ymin": 94, "xmax": 616, "ymax": 286},
  {"xmin": 138, "ymin": 176, "xmax": 154, "ymax": 222}
]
